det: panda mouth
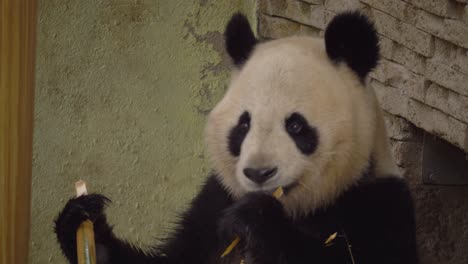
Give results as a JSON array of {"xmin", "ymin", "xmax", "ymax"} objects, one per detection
[{"xmin": 263, "ymin": 181, "xmax": 299, "ymax": 196}]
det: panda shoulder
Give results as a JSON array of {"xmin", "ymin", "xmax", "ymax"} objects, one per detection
[
  {"xmin": 338, "ymin": 177, "xmax": 415, "ymax": 220},
  {"xmin": 184, "ymin": 175, "xmax": 234, "ymax": 217}
]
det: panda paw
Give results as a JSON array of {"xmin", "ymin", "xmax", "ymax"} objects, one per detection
[
  {"xmin": 218, "ymin": 192, "xmax": 288, "ymax": 253},
  {"xmin": 54, "ymin": 194, "xmax": 111, "ymax": 261}
]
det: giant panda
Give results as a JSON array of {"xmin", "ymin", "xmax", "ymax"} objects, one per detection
[{"xmin": 55, "ymin": 11, "xmax": 418, "ymax": 264}]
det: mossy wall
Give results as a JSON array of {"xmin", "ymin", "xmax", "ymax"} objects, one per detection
[{"xmin": 31, "ymin": 1, "xmax": 256, "ymax": 263}]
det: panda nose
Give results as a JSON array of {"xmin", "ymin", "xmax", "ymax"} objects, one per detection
[{"xmin": 243, "ymin": 167, "xmax": 278, "ymax": 184}]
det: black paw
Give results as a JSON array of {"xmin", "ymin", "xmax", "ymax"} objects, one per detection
[
  {"xmin": 218, "ymin": 192, "xmax": 287, "ymax": 250},
  {"xmin": 54, "ymin": 194, "xmax": 110, "ymax": 262}
]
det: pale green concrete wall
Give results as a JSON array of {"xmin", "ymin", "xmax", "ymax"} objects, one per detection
[{"xmin": 31, "ymin": 1, "xmax": 255, "ymax": 263}]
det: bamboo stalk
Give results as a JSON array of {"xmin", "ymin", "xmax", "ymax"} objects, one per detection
[
  {"xmin": 75, "ymin": 181, "xmax": 97, "ymax": 264},
  {"xmin": 0, "ymin": 0, "xmax": 37, "ymax": 263}
]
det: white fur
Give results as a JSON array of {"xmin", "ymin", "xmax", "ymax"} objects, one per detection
[{"xmin": 205, "ymin": 36, "xmax": 397, "ymax": 217}]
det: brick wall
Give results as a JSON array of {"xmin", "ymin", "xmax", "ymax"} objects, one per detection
[
  {"xmin": 256, "ymin": 1, "xmax": 468, "ymax": 263},
  {"xmin": 257, "ymin": 0, "xmax": 468, "ymax": 152}
]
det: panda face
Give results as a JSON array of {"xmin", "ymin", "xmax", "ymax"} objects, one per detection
[
  {"xmin": 206, "ymin": 12, "xmax": 381, "ymax": 215},
  {"xmin": 228, "ymin": 109, "xmax": 319, "ymax": 192},
  {"xmin": 223, "ymin": 48, "xmax": 324, "ymax": 194}
]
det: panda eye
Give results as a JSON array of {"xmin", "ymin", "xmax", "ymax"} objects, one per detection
[
  {"xmin": 285, "ymin": 112, "xmax": 318, "ymax": 155},
  {"xmin": 236, "ymin": 111, "xmax": 251, "ymax": 134},
  {"xmin": 239, "ymin": 121, "xmax": 249, "ymax": 132},
  {"xmin": 228, "ymin": 111, "xmax": 251, "ymax": 157},
  {"xmin": 287, "ymin": 121, "xmax": 303, "ymax": 134}
]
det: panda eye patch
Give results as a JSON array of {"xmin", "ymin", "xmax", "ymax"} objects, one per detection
[
  {"xmin": 228, "ymin": 111, "xmax": 251, "ymax": 156},
  {"xmin": 285, "ymin": 113, "xmax": 319, "ymax": 155}
]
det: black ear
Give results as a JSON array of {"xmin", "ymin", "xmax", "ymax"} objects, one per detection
[
  {"xmin": 225, "ymin": 13, "xmax": 257, "ymax": 67},
  {"xmin": 325, "ymin": 12, "xmax": 379, "ymax": 79}
]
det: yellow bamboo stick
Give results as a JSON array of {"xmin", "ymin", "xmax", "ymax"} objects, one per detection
[
  {"xmin": 220, "ymin": 237, "xmax": 240, "ymax": 258},
  {"xmin": 221, "ymin": 186, "xmax": 284, "ymax": 258},
  {"xmin": 75, "ymin": 181, "xmax": 97, "ymax": 264}
]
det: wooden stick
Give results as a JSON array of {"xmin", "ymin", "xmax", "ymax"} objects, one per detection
[
  {"xmin": 0, "ymin": 1, "xmax": 37, "ymax": 263},
  {"xmin": 221, "ymin": 187, "xmax": 284, "ymax": 258},
  {"xmin": 75, "ymin": 181, "xmax": 97, "ymax": 264}
]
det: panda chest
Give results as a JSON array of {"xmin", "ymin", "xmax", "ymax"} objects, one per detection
[
  {"xmin": 223, "ymin": 255, "xmax": 243, "ymax": 264},
  {"xmin": 219, "ymin": 248, "xmax": 244, "ymax": 264}
]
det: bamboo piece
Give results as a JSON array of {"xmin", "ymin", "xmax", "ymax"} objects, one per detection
[
  {"xmin": 75, "ymin": 181, "xmax": 97, "ymax": 264},
  {"xmin": 221, "ymin": 187, "xmax": 284, "ymax": 258},
  {"xmin": 0, "ymin": 0, "xmax": 37, "ymax": 263}
]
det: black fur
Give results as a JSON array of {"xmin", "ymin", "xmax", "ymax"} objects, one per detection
[
  {"xmin": 54, "ymin": 194, "xmax": 156, "ymax": 264},
  {"xmin": 285, "ymin": 112, "xmax": 319, "ymax": 155},
  {"xmin": 228, "ymin": 111, "xmax": 251, "ymax": 156},
  {"xmin": 325, "ymin": 11, "xmax": 379, "ymax": 80},
  {"xmin": 225, "ymin": 13, "xmax": 257, "ymax": 66},
  {"xmin": 55, "ymin": 175, "xmax": 417, "ymax": 264}
]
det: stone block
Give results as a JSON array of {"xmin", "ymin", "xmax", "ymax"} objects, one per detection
[
  {"xmin": 424, "ymin": 82, "xmax": 450, "ymax": 114},
  {"xmin": 425, "ymin": 82, "xmax": 468, "ymax": 123},
  {"xmin": 378, "ymin": 35, "xmax": 394, "ymax": 60},
  {"xmin": 360, "ymin": 0, "xmax": 418, "ymax": 24},
  {"xmin": 407, "ymin": 99, "xmax": 467, "ymax": 149},
  {"xmin": 391, "ymin": 140, "xmax": 422, "ymax": 167},
  {"xmin": 416, "ymin": 10, "xmax": 468, "ymax": 49},
  {"xmin": 465, "ymin": 5, "xmax": 468, "ymax": 24},
  {"xmin": 372, "ymin": 79, "xmax": 466, "ymax": 149},
  {"xmin": 301, "ymin": 0, "xmax": 324, "ymax": 4},
  {"xmin": 258, "ymin": 14, "xmax": 320, "ymax": 39},
  {"xmin": 409, "ymin": 0, "xmax": 464, "ymax": 19},
  {"xmin": 426, "ymin": 59, "xmax": 468, "ymax": 97},
  {"xmin": 257, "ymin": 0, "xmax": 285, "ymax": 16},
  {"xmin": 324, "ymin": 0, "xmax": 364, "ymax": 13},
  {"xmin": 447, "ymin": 92, "xmax": 468, "ymax": 124},
  {"xmin": 371, "ymin": 59, "xmax": 427, "ymax": 102},
  {"xmin": 441, "ymin": 19, "xmax": 468, "ymax": 48},
  {"xmin": 324, "ymin": 10, "xmax": 335, "ymax": 26},
  {"xmin": 371, "ymin": 79, "xmax": 409, "ymax": 117},
  {"xmin": 383, "ymin": 111, "xmax": 418, "ymax": 141},
  {"xmin": 371, "ymin": 9, "xmax": 433, "ymax": 56},
  {"xmin": 258, "ymin": 0, "xmax": 325, "ymax": 29},
  {"xmin": 318, "ymin": 29, "xmax": 325, "ymax": 37},
  {"xmin": 432, "ymin": 38, "xmax": 468, "ymax": 75},
  {"xmin": 391, "ymin": 42, "xmax": 426, "ymax": 75},
  {"xmin": 378, "ymin": 36, "xmax": 426, "ymax": 75}
]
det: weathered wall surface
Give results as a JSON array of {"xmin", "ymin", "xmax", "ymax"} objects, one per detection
[
  {"xmin": 256, "ymin": 0, "xmax": 468, "ymax": 263},
  {"xmin": 385, "ymin": 114, "xmax": 468, "ymax": 264},
  {"xmin": 31, "ymin": 1, "xmax": 255, "ymax": 263}
]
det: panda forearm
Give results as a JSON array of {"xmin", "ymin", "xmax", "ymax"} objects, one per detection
[
  {"xmin": 93, "ymin": 219, "xmax": 217, "ymax": 264},
  {"xmin": 83, "ymin": 214, "xmax": 167, "ymax": 264},
  {"xmin": 94, "ymin": 236, "xmax": 165, "ymax": 264},
  {"xmin": 159, "ymin": 175, "xmax": 234, "ymax": 264},
  {"xmin": 55, "ymin": 195, "xmax": 162, "ymax": 264}
]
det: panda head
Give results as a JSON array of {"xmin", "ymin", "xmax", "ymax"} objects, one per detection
[{"xmin": 206, "ymin": 12, "xmax": 380, "ymax": 216}]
